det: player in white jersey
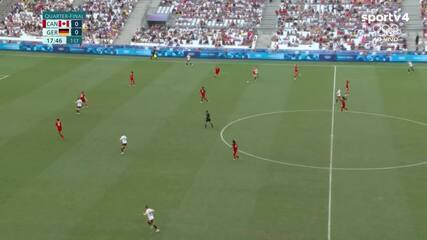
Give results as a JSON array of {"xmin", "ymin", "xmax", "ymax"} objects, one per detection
[
  {"xmin": 144, "ymin": 205, "xmax": 160, "ymax": 232},
  {"xmin": 186, "ymin": 53, "xmax": 193, "ymax": 66},
  {"xmin": 75, "ymin": 98, "xmax": 83, "ymax": 114},
  {"xmin": 408, "ymin": 61, "xmax": 414, "ymax": 72},
  {"xmin": 119, "ymin": 135, "xmax": 128, "ymax": 154},
  {"xmin": 336, "ymin": 88, "xmax": 342, "ymax": 102}
]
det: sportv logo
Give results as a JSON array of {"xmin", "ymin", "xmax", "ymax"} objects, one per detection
[
  {"xmin": 361, "ymin": 13, "xmax": 410, "ymax": 24},
  {"xmin": 361, "ymin": 12, "xmax": 409, "ymax": 44}
]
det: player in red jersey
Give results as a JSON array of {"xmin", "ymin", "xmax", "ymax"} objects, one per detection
[
  {"xmin": 232, "ymin": 140, "xmax": 239, "ymax": 160},
  {"xmin": 214, "ymin": 66, "xmax": 221, "ymax": 78},
  {"xmin": 252, "ymin": 67, "xmax": 258, "ymax": 81},
  {"xmin": 55, "ymin": 118, "xmax": 64, "ymax": 140},
  {"xmin": 129, "ymin": 71, "xmax": 135, "ymax": 86},
  {"xmin": 345, "ymin": 80, "xmax": 350, "ymax": 96},
  {"xmin": 294, "ymin": 64, "xmax": 299, "ymax": 80},
  {"xmin": 340, "ymin": 98, "xmax": 348, "ymax": 112},
  {"xmin": 199, "ymin": 87, "xmax": 208, "ymax": 103},
  {"xmin": 79, "ymin": 91, "xmax": 89, "ymax": 108}
]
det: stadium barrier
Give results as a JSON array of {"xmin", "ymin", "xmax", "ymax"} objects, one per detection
[{"xmin": 1, "ymin": 40, "xmax": 427, "ymax": 62}]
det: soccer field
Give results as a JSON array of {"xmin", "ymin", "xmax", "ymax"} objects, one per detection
[{"xmin": 1, "ymin": 51, "xmax": 427, "ymax": 240}]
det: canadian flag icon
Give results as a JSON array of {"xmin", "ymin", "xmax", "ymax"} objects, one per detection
[{"xmin": 58, "ymin": 20, "xmax": 70, "ymax": 27}]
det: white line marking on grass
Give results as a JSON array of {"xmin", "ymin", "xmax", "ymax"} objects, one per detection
[
  {"xmin": 0, "ymin": 74, "xmax": 9, "ymax": 80},
  {"xmin": 220, "ymin": 109, "xmax": 427, "ymax": 171},
  {"xmin": 327, "ymin": 66, "xmax": 337, "ymax": 240},
  {"xmin": 220, "ymin": 109, "xmax": 332, "ymax": 169}
]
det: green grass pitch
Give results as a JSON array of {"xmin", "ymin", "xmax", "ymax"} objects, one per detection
[{"xmin": 0, "ymin": 51, "xmax": 427, "ymax": 240}]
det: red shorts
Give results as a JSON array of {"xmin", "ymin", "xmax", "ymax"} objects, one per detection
[
  {"xmin": 56, "ymin": 127, "xmax": 62, "ymax": 132},
  {"xmin": 215, "ymin": 70, "xmax": 220, "ymax": 75},
  {"xmin": 201, "ymin": 94, "xmax": 206, "ymax": 98}
]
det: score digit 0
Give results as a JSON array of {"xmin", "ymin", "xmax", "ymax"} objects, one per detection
[
  {"xmin": 71, "ymin": 20, "xmax": 82, "ymax": 28},
  {"xmin": 72, "ymin": 29, "xmax": 82, "ymax": 36}
]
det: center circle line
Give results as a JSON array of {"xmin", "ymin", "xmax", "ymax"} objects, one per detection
[{"xmin": 220, "ymin": 109, "xmax": 427, "ymax": 171}]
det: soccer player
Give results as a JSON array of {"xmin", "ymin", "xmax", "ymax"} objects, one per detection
[
  {"xmin": 408, "ymin": 61, "xmax": 415, "ymax": 72},
  {"xmin": 79, "ymin": 91, "xmax": 88, "ymax": 108},
  {"xmin": 345, "ymin": 80, "xmax": 350, "ymax": 96},
  {"xmin": 205, "ymin": 110, "xmax": 213, "ymax": 128},
  {"xmin": 55, "ymin": 118, "xmax": 64, "ymax": 140},
  {"xmin": 336, "ymin": 88, "xmax": 342, "ymax": 103},
  {"xmin": 232, "ymin": 140, "xmax": 239, "ymax": 160},
  {"xmin": 75, "ymin": 98, "xmax": 83, "ymax": 114},
  {"xmin": 119, "ymin": 134, "xmax": 128, "ymax": 154},
  {"xmin": 151, "ymin": 48, "xmax": 158, "ymax": 60},
  {"xmin": 214, "ymin": 66, "xmax": 221, "ymax": 78},
  {"xmin": 294, "ymin": 64, "xmax": 299, "ymax": 80},
  {"xmin": 186, "ymin": 53, "xmax": 193, "ymax": 66},
  {"xmin": 143, "ymin": 205, "xmax": 160, "ymax": 232},
  {"xmin": 340, "ymin": 98, "xmax": 348, "ymax": 112},
  {"xmin": 129, "ymin": 71, "xmax": 135, "ymax": 86},
  {"xmin": 199, "ymin": 87, "xmax": 208, "ymax": 103},
  {"xmin": 251, "ymin": 67, "xmax": 258, "ymax": 81}
]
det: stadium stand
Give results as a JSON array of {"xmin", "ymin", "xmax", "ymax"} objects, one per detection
[
  {"xmin": 0, "ymin": 0, "xmax": 18, "ymax": 19},
  {"xmin": 0, "ymin": 0, "xmax": 415, "ymax": 51},
  {"xmin": 131, "ymin": 25, "xmax": 257, "ymax": 48},
  {"xmin": 170, "ymin": 0, "xmax": 264, "ymax": 28},
  {"xmin": 0, "ymin": 0, "xmax": 137, "ymax": 44},
  {"xmin": 157, "ymin": 0, "xmax": 174, "ymax": 14},
  {"xmin": 80, "ymin": 0, "xmax": 137, "ymax": 44},
  {"xmin": 0, "ymin": 0, "xmax": 75, "ymax": 38},
  {"xmin": 131, "ymin": 0, "xmax": 264, "ymax": 48},
  {"xmin": 422, "ymin": 0, "xmax": 427, "ymax": 45},
  {"xmin": 271, "ymin": 0, "xmax": 408, "ymax": 51}
]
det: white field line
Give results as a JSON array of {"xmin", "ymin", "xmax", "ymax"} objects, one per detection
[
  {"xmin": 219, "ymin": 109, "xmax": 427, "ymax": 171},
  {"xmin": 327, "ymin": 65, "xmax": 337, "ymax": 240},
  {"xmin": 0, "ymin": 74, "xmax": 9, "ymax": 80}
]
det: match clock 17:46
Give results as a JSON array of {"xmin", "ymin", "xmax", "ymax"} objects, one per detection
[{"xmin": 44, "ymin": 37, "xmax": 66, "ymax": 44}]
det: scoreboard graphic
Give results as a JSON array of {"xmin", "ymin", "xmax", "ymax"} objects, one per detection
[{"xmin": 42, "ymin": 11, "xmax": 85, "ymax": 45}]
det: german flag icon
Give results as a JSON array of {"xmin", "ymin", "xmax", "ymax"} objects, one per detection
[{"xmin": 58, "ymin": 29, "xmax": 70, "ymax": 36}]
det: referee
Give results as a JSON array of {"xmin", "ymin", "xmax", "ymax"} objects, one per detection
[{"xmin": 205, "ymin": 110, "xmax": 213, "ymax": 128}]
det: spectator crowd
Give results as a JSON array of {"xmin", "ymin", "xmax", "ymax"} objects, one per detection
[
  {"xmin": 271, "ymin": 0, "xmax": 407, "ymax": 51},
  {"xmin": 131, "ymin": 0, "xmax": 264, "ymax": 48},
  {"xmin": 132, "ymin": 24, "xmax": 256, "ymax": 48},
  {"xmin": 170, "ymin": 0, "xmax": 265, "ymax": 28},
  {"xmin": 0, "ymin": 0, "xmax": 75, "ymax": 38},
  {"xmin": 0, "ymin": 0, "xmax": 419, "ymax": 51},
  {"xmin": 0, "ymin": 0, "xmax": 137, "ymax": 44},
  {"xmin": 422, "ymin": 0, "xmax": 427, "ymax": 48}
]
